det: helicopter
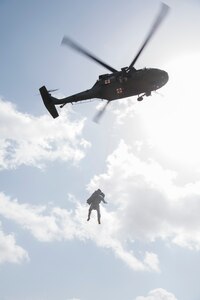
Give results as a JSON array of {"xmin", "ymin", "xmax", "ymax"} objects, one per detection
[{"xmin": 39, "ymin": 2, "xmax": 169, "ymax": 121}]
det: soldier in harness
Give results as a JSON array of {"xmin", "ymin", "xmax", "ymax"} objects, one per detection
[{"xmin": 87, "ymin": 189, "xmax": 107, "ymax": 224}]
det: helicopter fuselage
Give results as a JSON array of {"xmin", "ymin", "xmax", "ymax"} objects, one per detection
[
  {"xmin": 95, "ymin": 67, "xmax": 168, "ymax": 101},
  {"xmin": 51, "ymin": 67, "xmax": 168, "ymax": 105}
]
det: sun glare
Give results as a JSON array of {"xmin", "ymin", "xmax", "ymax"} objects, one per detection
[{"xmin": 139, "ymin": 54, "xmax": 200, "ymax": 165}]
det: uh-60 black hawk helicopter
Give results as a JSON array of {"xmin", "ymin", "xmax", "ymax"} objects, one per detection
[{"xmin": 39, "ymin": 3, "xmax": 169, "ymax": 122}]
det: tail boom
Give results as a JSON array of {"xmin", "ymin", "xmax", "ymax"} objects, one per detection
[{"xmin": 39, "ymin": 85, "xmax": 99, "ymax": 118}]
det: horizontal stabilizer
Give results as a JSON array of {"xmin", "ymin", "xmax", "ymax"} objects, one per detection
[{"xmin": 39, "ymin": 86, "xmax": 59, "ymax": 118}]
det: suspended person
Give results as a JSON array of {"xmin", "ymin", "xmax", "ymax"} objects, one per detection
[{"xmin": 87, "ymin": 189, "xmax": 107, "ymax": 224}]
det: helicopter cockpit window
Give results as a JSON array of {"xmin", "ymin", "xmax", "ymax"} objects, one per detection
[
  {"xmin": 105, "ymin": 79, "xmax": 111, "ymax": 84},
  {"xmin": 118, "ymin": 76, "xmax": 128, "ymax": 83}
]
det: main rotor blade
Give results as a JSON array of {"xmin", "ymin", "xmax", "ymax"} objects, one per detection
[
  {"xmin": 128, "ymin": 2, "xmax": 170, "ymax": 70},
  {"xmin": 93, "ymin": 101, "xmax": 110, "ymax": 123},
  {"xmin": 61, "ymin": 36, "xmax": 118, "ymax": 73}
]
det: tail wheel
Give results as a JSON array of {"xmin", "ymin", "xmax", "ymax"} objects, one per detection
[{"xmin": 137, "ymin": 96, "xmax": 143, "ymax": 101}]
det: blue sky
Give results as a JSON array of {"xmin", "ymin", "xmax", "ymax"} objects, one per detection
[{"xmin": 1, "ymin": 1, "xmax": 200, "ymax": 300}]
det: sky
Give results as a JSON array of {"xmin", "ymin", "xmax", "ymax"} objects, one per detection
[{"xmin": 1, "ymin": 0, "xmax": 200, "ymax": 299}]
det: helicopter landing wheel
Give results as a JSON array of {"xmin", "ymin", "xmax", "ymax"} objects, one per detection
[
  {"xmin": 146, "ymin": 91, "xmax": 151, "ymax": 97},
  {"xmin": 137, "ymin": 96, "xmax": 143, "ymax": 101}
]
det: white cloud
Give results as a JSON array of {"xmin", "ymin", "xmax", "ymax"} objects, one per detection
[
  {"xmin": 87, "ymin": 140, "xmax": 200, "ymax": 252},
  {"xmin": 0, "ymin": 192, "xmax": 156, "ymax": 272},
  {"xmin": 0, "ymin": 141, "xmax": 200, "ymax": 272},
  {"xmin": 135, "ymin": 288, "xmax": 177, "ymax": 300},
  {"xmin": 2, "ymin": 139, "xmax": 200, "ymax": 270},
  {"xmin": 0, "ymin": 98, "xmax": 90, "ymax": 169},
  {"xmin": 0, "ymin": 192, "xmax": 76, "ymax": 242},
  {"xmin": 0, "ymin": 223, "xmax": 29, "ymax": 264},
  {"xmin": 143, "ymin": 252, "xmax": 160, "ymax": 273},
  {"xmin": 112, "ymin": 98, "xmax": 138, "ymax": 124}
]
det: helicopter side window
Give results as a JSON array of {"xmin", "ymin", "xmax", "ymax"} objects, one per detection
[{"xmin": 105, "ymin": 79, "xmax": 111, "ymax": 84}]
